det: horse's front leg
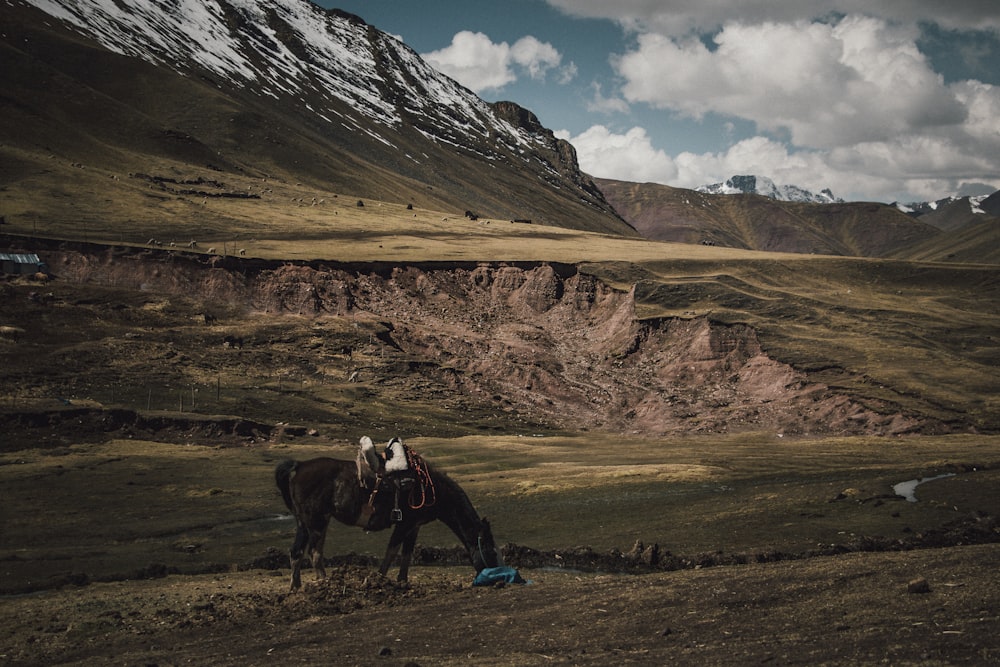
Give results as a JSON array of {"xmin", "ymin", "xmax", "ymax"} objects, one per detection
[
  {"xmin": 378, "ymin": 523, "xmax": 410, "ymax": 578},
  {"xmin": 396, "ymin": 529, "xmax": 420, "ymax": 583}
]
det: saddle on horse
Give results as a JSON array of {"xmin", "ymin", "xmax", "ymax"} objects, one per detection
[
  {"xmin": 383, "ymin": 436, "xmax": 436, "ymax": 519},
  {"xmin": 356, "ymin": 436, "xmax": 436, "ymax": 527}
]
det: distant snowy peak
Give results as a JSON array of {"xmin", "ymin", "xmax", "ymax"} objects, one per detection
[
  {"xmin": 697, "ymin": 175, "xmax": 842, "ymax": 204},
  {"xmin": 21, "ymin": 0, "xmax": 550, "ymax": 157},
  {"xmin": 896, "ymin": 195, "xmax": 990, "ymax": 216}
]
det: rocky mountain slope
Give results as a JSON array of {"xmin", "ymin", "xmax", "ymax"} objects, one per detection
[
  {"xmin": 896, "ymin": 192, "xmax": 998, "ymax": 231},
  {"xmin": 595, "ymin": 178, "xmax": 943, "ymax": 257},
  {"xmin": 0, "ymin": 0, "xmax": 631, "ymax": 235},
  {"xmin": 883, "ymin": 191, "xmax": 999, "ymax": 262}
]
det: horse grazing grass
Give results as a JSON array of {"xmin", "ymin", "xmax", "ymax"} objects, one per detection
[{"xmin": 274, "ymin": 437, "xmax": 500, "ymax": 590}]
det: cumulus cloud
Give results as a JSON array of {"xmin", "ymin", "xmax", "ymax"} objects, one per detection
[
  {"xmin": 670, "ymin": 136, "xmax": 877, "ymax": 199},
  {"xmin": 545, "ymin": 1, "xmax": 1000, "ymax": 35},
  {"xmin": 423, "ymin": 31, "xmax": 572, "ymax": 92},
  {"xmin": 557, "ymin": 125, "xmax": 677, "ymax": 183},
  {"xmin": 423, "ymin": 31, "xmax": 514, "ymax": 90},
  {"xmin": 560, "ymin": 127, "xmax": 856, "ymax": 197},
  {"xmin": 563, "ymin": 125, "xmax": 999, "ymax": 202},
  {"xmin": 509, "ymin": 35, "xmax": 562, "ymax": 79},
  {"xmin": 585, "ymin": 82, "xmax": 629, "ymax": 114},
  {"xmin": 543, "ymin": 3, "xmax": 1000, "ymax": 200},
  {"xmin": 614, "ymin": 16, "xmax": 967, "ymax": 149}
]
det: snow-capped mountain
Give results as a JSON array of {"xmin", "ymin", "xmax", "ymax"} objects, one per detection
[
  {"xmin": 697, "ymin": 175, "xmax": 842, "ymax": 204},
  {"xmin": 895, "ymin": 195, "xmax": 990, "ymax": 216},
  {"xmin": 25, "ymin": 0, "xmax": 547, "ymax": 162},
  {"xmin": 892, "ymin": 192, "xmax": 999, "ymax": 233},
  {"xmin": 4, "ymin": 0, "xmax": 627, "ymax": 234}
]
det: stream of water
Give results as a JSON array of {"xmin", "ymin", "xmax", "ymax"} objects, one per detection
[{"xmin": 892, "ymin": 473, "xmax": 955, "ymax": 502}]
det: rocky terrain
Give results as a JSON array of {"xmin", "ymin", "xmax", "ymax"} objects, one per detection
[{"xmin": 1, "ymin": 240, "xmax": 960, "ymax": 448}]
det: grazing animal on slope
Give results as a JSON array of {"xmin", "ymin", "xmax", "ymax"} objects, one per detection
[{"xmin": 274, "ymin": 437, "xmax": 500, "ymax": 590}]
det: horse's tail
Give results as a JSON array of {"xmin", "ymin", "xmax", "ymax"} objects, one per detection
[{"xmin": 274, "ymin": 459, "xmax": 298, "ymax": 512}]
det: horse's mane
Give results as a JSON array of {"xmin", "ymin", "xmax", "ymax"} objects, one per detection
[{"xmin": 426, "ymin": 462, "xmax": 481, "ymax": 523}]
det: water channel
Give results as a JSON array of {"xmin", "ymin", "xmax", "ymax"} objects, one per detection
[{"xmin": 892, "ymin": 473, "xmax": 955, "ymax": 502}]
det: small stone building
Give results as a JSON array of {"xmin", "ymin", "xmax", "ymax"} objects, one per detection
[{"xmin": 0, "ymin": 252, "xmax": 46, "ymax": 275}]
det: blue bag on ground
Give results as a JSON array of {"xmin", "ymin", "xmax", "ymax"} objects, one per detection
[{"xmin": 473, "ymin": 566, "xmax": 528, "ymax": 586}]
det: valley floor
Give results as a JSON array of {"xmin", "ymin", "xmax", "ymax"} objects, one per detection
[{"xmin": 2, "ymin": 546, "xmax": 999, "ymax": 665}]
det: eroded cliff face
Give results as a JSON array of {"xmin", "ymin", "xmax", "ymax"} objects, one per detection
[{"xmin": 52, "ymin": 248, "xmax": 931, "ymax": 436}]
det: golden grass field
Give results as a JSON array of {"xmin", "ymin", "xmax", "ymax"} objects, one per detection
[{"xmin": 3, "ymin": 432, "xmax": 998, "ymax": 595}]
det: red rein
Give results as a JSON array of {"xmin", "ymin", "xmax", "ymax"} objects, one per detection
[{"xmin": 405, "ymin": 448, "xmax": 436, "ymax": 509}]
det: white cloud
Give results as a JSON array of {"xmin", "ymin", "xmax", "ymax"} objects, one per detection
[
  {"xmin": 510, "ymin": 35, "xmax": 561, "ymax": 79},
  {"xmin": 422, "ymin": 31, "xmax": 570, "ymax": 92},
  {"xmin": 556, "ymin": 60, "xmax": 579, "ymax": 85},
  {"xmin": 672, "ymin": 137, "xmax": 818, "ymax": 190},
  {"xmin": 952, "ymin": 79, "xmax": 1000, "ymax": 148},
  {"xmin": 423, "ymin": 31, "xmax": 514, "ymax": 91},
  {"xmin": 673, "ymin": 137, "xmax": 905, "ymax": 202},
  {"xmin": 614, "ymin": 16, "xmax": 967, "ymax": 149},
  {"xmin": 585, "ymin": 82, "xmax": 629, "ymax": 114},
  {"xmin": 558, "ymin": 125, "xmax": 677, "ymax": 183},
  {"xmin": 545, "ymin": 1, "xmax": 1000, "ymax": 35},
  {"xmin": 570, "ymin": 11, "xmax": 996, "ymax": 201},
  {"xmin": 562, "ymin": 126, "xmax": 1000, "ymax": 203}
]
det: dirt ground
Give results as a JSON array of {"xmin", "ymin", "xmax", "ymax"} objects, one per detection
[
  {"xmin": 2, "ymin": 546, "xmax": 998, "ymax": 666},
  {"xmin": 1, "ymin": 430, "xmax": 998, "ymax": 666}
]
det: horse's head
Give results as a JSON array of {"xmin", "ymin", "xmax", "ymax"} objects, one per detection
[{"xmin": 471, "ymin": 517, "xmax": 501, "ymax": 572}]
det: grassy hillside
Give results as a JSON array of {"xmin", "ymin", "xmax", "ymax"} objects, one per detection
[
  {"xmin": 596, "ymin": 178, "xmax": 945, "ymax": 257},
  {"xmin": 893, "ymin": 215, "xmax": 1000, "ymax": 264}
]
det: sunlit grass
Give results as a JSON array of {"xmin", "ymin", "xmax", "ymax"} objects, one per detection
[{"xmin": 4, "ymin": 433, "xmax": 997, "ymax": 592}]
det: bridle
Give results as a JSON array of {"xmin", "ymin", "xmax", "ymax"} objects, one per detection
[{"xmin": 474, "ymin": 529, "xmax": 499, "ymax": 570}]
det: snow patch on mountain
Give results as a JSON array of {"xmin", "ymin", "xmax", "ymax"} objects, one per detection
[
  {"xmin": 697, "ymin": 175, "xmax": 842, "ymax": 204},
  {"xmin": 21, "ymin": 0, "xmax": 548, "ymax": 159},
  {"xmin": 895, "ymin": 194, "xmax": 990, "ymax": 216}
]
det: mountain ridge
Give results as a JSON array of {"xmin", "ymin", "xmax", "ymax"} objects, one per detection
[
  {"xmin": 894, "ymin": 193, "xmax": 997, "ymax": 231},
  {"xmin": 596, "ymin": 178, "xmax": 960, "ymax": 258},
  {"xmin": 697, "ymin": 174, "xmax": 843, "ymax": 204},
  {"xmin": 1, "ymin": 0, "xmax": 633, "ymax": 236}
]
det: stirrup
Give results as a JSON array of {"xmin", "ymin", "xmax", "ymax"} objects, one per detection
[{"xmin": 391, "ymin": 508, "xmax": 403, "ymax": 522}]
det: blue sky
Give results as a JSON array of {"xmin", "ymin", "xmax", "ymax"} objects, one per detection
[{"xmin": 317, "ymin": 1, "xmax": 1000, "ymax": 203}]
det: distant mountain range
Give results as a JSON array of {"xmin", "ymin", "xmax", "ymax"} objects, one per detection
[
  {"xmin": 597, "ymin": 178, "xmax": 1000, "ymax": 262},
  {"xmin": 894, "ymin": 192, "xmax": 1000, "ymax": 230},
  {"xmin": 695, "ymin": 175, "xmax": 1000, "ymax": 222},
  {"xmin": 697, "ymin": 175, "xmax": 842, "ymax": 204}
]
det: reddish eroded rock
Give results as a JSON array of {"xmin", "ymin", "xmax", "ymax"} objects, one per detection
[{"xmin": 41, "ymin": 248, "xmax": 939, "ymax": 437}]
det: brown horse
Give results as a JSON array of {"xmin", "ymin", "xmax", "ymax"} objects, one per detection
[{"xmin": 274, "ymin": 442, "xmax": 500, "ymax": 590}]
